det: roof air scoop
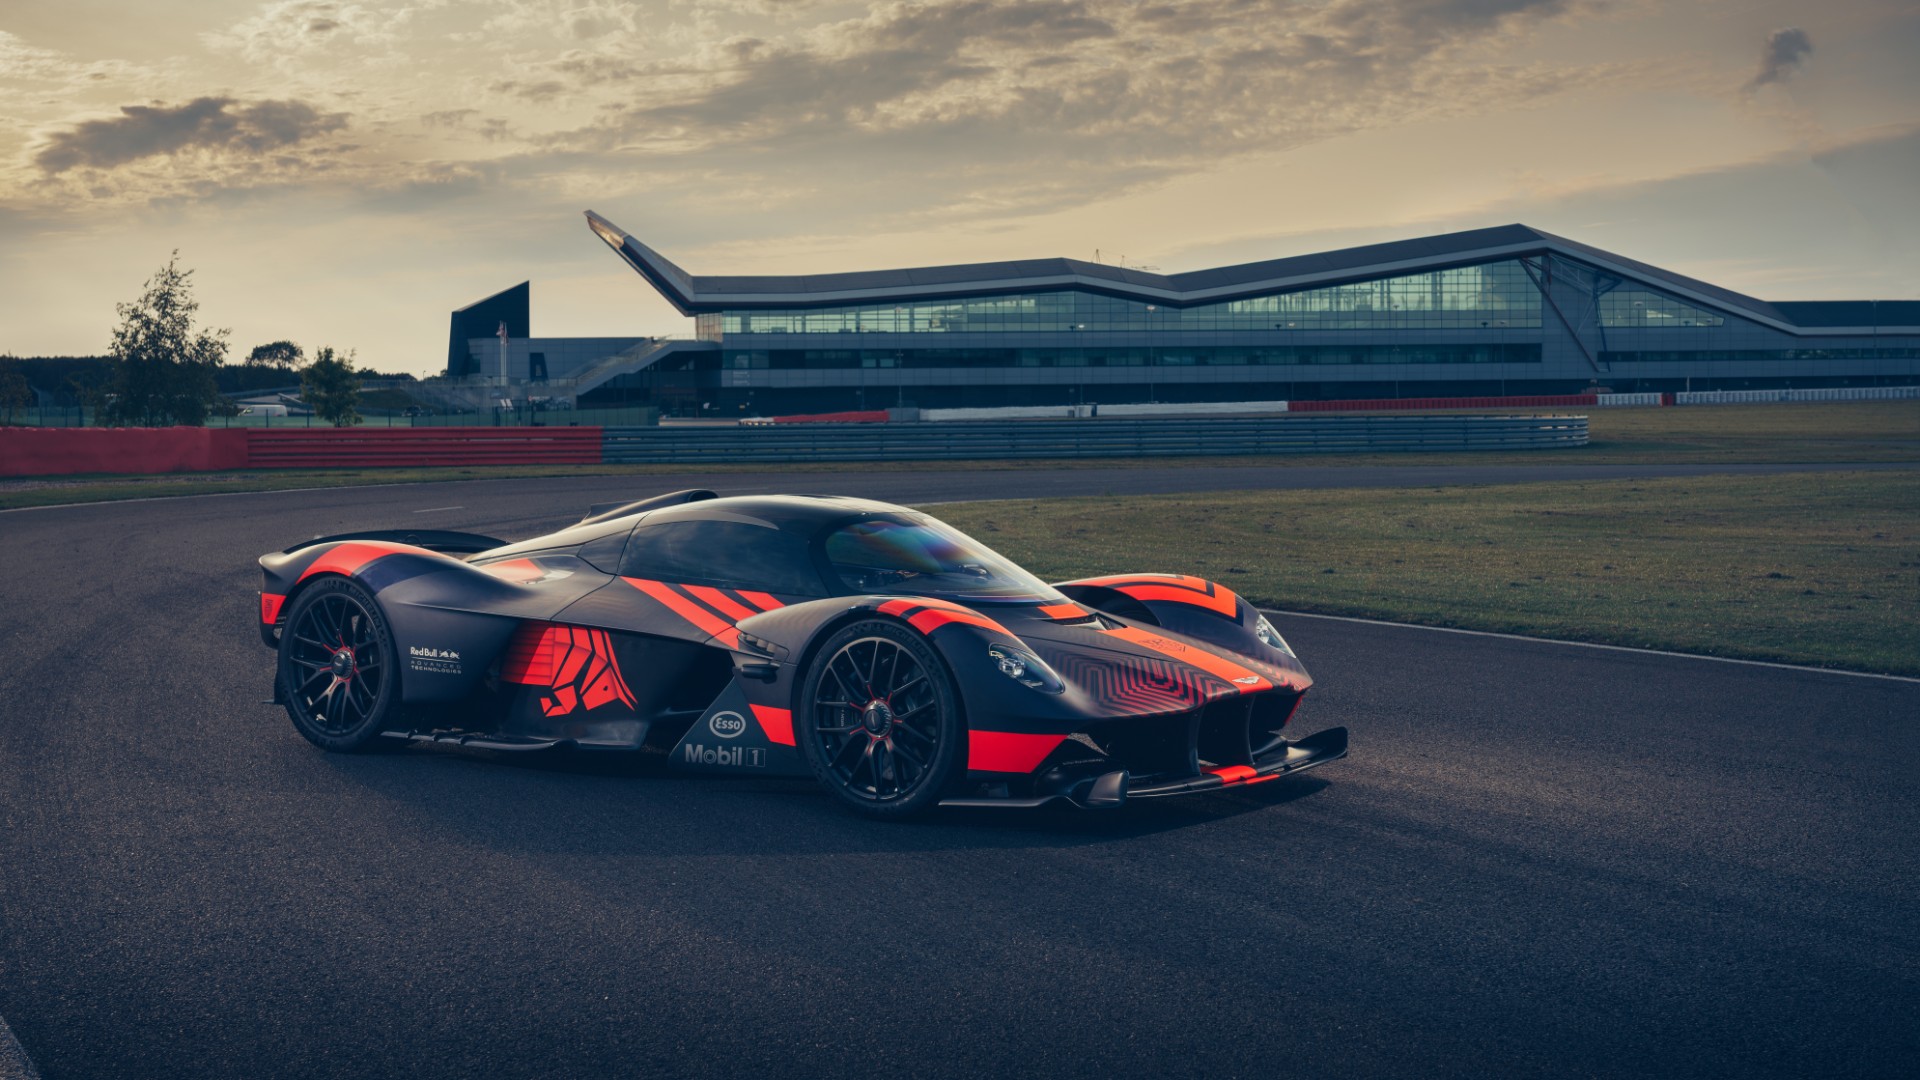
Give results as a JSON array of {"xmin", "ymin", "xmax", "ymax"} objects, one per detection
[{"xmin": 577, "ymin": 488, "xmax": 718, "ymax": 526}]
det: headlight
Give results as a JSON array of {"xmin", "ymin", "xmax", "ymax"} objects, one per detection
[
  {"xmin": 988, "ymin": 643, "xmax": 1065, "ymax": 693},
  {"xmin": 1254, "ymin": 614, "xmax": 1296, "ymax": 658}
]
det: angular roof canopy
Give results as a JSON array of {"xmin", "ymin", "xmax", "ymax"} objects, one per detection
[{"xmin": 585, "ymin": 211, "xmax": 1916, "ymax": 334}]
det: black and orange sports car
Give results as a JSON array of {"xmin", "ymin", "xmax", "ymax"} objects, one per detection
[{"xmin": 257, "ymin": 491, "xmax": 1346, "ymax": 816}]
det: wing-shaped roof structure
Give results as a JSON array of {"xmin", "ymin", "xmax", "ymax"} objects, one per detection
[{"xmin": 585, "ymin": 211, "xmax": 1919, "ymax": 336}]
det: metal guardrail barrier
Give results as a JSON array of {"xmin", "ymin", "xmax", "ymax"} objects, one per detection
[
  {"xmin": 1674, "ymin": 386, "xmax": 1920, "ymax": 405},
  {"xmin": 602, "ymin": 414, "xmax": 1589, "ymax": 464},
  {"xmin": 1287, "ymin": 394, "xmax": 1598, "ymax": 412}
]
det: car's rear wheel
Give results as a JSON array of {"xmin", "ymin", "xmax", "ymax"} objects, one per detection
[
  {"xmin": 798, "ymin": 619, "xmax": 963, "ymax": 818},
  {"xmin": 277, "ymin": 577, "xmax": 399, "ymax": 752}
]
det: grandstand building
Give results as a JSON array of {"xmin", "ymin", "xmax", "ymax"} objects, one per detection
[{"xmin": 444, "ymin": 212, "xmax": 1920, "ymax": 413}]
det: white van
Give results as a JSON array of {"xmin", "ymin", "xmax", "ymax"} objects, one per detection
[{"xmin": 239, "ymin": 403, "xmax": 289, "ymax": 417}]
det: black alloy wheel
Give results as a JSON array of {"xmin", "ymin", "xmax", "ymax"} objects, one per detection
[
  {"xmin": 798, "ymin": 619, "xmax": 963, "ymax": 817},
  {"xmin": 277, "ymin": 577, "xmax": 399, "ymax": 752}
]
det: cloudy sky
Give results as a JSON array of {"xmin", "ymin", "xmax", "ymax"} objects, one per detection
[{"xmin": 2, "ymin": 0, "xmax": 1916, "ymax": 372}]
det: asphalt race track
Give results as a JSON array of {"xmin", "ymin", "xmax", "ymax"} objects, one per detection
[{"xmin": 1, "ymin": 468, "xmax": 1916, "ymax": 1079}]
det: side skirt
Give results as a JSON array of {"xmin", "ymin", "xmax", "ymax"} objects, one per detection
[
  {"xmin": 666, "ymin": 678, "xmax": 810, "ymax": 778},
  {"xmin": 384, "ymin": 730, "xmax": 578, "ymax": 752}
]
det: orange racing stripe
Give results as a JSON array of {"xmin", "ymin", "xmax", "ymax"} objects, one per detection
[
  {"xmin": 1114, "ymin": 583, "xmax": 1238, "ymax": 618},
  {"xmin": 967, "ymin": 731, "xmax": 1066, "ymax": 773},
  {"xmin": 685, "ymin": 585, "xmax": 758, "ymax": 622},
  {"xmin": 750, "ymin": 705, "xmax": 795, "ymax": 746},
  {"xmin": 296, "ymin": 540, "xmax": 435, "ymax": 583},
  {"xmin": 1074, "ymin": 575, "xmax": 1241, "ymax": 618},
  {"xmin": 907, "ymin": 609, "xmax": 1003, "ymax": 635},
  {"xmin": 1100, "ymin": 625, "xmax": 1273, "ymax": 694},
  {"xmin": 479, "ymin": 558, "xmax": 545, "ymax": 583},
  {"xmin": 622, "ymin": 577, "xmax": 741, "ymax": 648},
  {"xmin": 877, "ymin": 597, "xmax": 1012, "ymax": 637}
]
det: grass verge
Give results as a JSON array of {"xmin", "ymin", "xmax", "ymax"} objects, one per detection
[
  {"xmin": 931, "ymin": 470, "xmax": 1920, "ymax": 677},
  {"xmin": 2, "ymin": 400, "xmax": 1915, "ymax": 512}
]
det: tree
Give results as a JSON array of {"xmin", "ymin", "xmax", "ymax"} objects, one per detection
[
  {"xmin": 246, "ymin": 340, "xmax": 305, "ymax": 369},
  {"xmin": 301, "ymin": 346, "xmax": 362, "ymax": 427},
  {"xmin": 105, "ymin": 252, "xmax": 228, "ymax": 426},
  {"xmin": 0, "ymin": 364, "xmax": 31, "ymax": 424},
  {"xmin": 65, "ymin": 368, "xmax": 110, "ymax": 420}
]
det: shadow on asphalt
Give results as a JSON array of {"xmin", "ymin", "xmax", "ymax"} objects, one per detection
[{"xmin": 313, "ymin": 738, "xmax": 1338, "ymax": 855}]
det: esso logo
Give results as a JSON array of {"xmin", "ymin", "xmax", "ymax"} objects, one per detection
[{"xmin": 709, "ymin": 711, "xmax": 748, "ymax": 739}]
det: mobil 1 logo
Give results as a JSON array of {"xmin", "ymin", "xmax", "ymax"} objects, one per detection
[
  {"xmin": 681, "ymin": 743, "xmax": 766, "ymax": 768},
  {"xmin": 672, "ymin": 683, "xmax": 801, "ymax": 775}
]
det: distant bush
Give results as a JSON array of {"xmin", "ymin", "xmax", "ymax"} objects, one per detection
[
  {"xmin": 104, "ymin": 252, "xmax": 228, "ymax": 427},
  {"xmin": 301, "ymin": 347, "xmax": 363, "ymax": 427}
]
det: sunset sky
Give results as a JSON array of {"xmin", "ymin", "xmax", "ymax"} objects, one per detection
[{"xmin": 2, "ymin": 0, "xmax": 1916, "ymax": 374}]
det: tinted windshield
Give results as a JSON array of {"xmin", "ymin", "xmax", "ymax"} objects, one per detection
[
  {"xmin": 621, "ymin": 519, "xmax": 825, "ymax": 596},
  {"xmin": 823, "ymin": 516, "xmax": 1063, "ymax": 603}
]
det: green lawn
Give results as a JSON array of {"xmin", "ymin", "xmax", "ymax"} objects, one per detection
[
  {"xmin": 7, "ymin": 408, "xmax": 1913, "ymax": 672},
  {"xmin": 930, "ymin": 470, "xmax": 1920, "ymax": 677},
  {"xmin": 1539, "ymin": 399, "xmax": 1920, "ymax": 463}
]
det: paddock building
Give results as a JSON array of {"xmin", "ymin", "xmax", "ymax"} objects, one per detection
[{"xmin": 443, "ymin": 213, "xmax": 1920, "ymax": 413}]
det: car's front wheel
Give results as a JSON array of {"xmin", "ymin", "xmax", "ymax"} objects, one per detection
[
  {"xmin": 276, "ymin": 577, "xmax": 400, "ymax": 752},
  {"xmin": 798, "ymin": 619, "xmax": 963, "ymax": 818}
]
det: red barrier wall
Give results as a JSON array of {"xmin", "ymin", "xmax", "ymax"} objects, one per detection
[
  {"xmin": 0, "ymin": 427, "xmax": 250, "ymax": 477},
  {"xmin": 245, "ymin": 427, "xmax": 603, "ymax": 468},
  {"xmin": 1288, "ymin": 394, "xmax": 1599, "ymax": 413},
  {"xmin": 767, "ymin": 410, "xmax": 891, "ymax": 424},
  {"xmin": 0, "ymin": 426, "xmax": 605, "ymax": 477}
]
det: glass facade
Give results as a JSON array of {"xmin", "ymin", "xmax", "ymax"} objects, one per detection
[
  {"xmin": 1599, "ymin": 348, "xmax": 1919, "ymax": 364},
  {"xmin": 720, "ymin": 344, "xmax": 1543, "ymax": 369},
  {"xmin": 702, "ymin": 260, "xmax": 1543, "ymax": 337},
  {"xmin": 652, "ymin": 249, "xmax": 1916, "ymax": 416},
  {"xmin": 1597, "ymin": 289, "xmax": 1724, "ymax": 328},
  {"xmin": 601, "ymin": 238, "xmax": 1919, "ymax": 416}
]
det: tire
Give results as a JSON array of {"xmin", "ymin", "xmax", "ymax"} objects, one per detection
[
  {"xmin": 797, "ymin": 619, "xmax": 964, "ymax": 818},
  {"xmin": 276, "ymin": 577, "xmax": 401, "ymax": 752}
]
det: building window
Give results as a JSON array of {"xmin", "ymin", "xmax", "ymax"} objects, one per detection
[
  {"xmin": 723, "ymin": 344, "xmax": 1543, "ymax": 368},
  {"xmin": 709, "ymin": 259, "xmax": 1550, "ymax": 336},
  {"xmin": 1596, "ymin": 290, "xmax": 1725, "ymax": 328}
]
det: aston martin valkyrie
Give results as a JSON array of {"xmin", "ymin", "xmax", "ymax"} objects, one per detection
[{"xmin": 257, "ymin": 490, "xmax": 1347, "ymax": 816}]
